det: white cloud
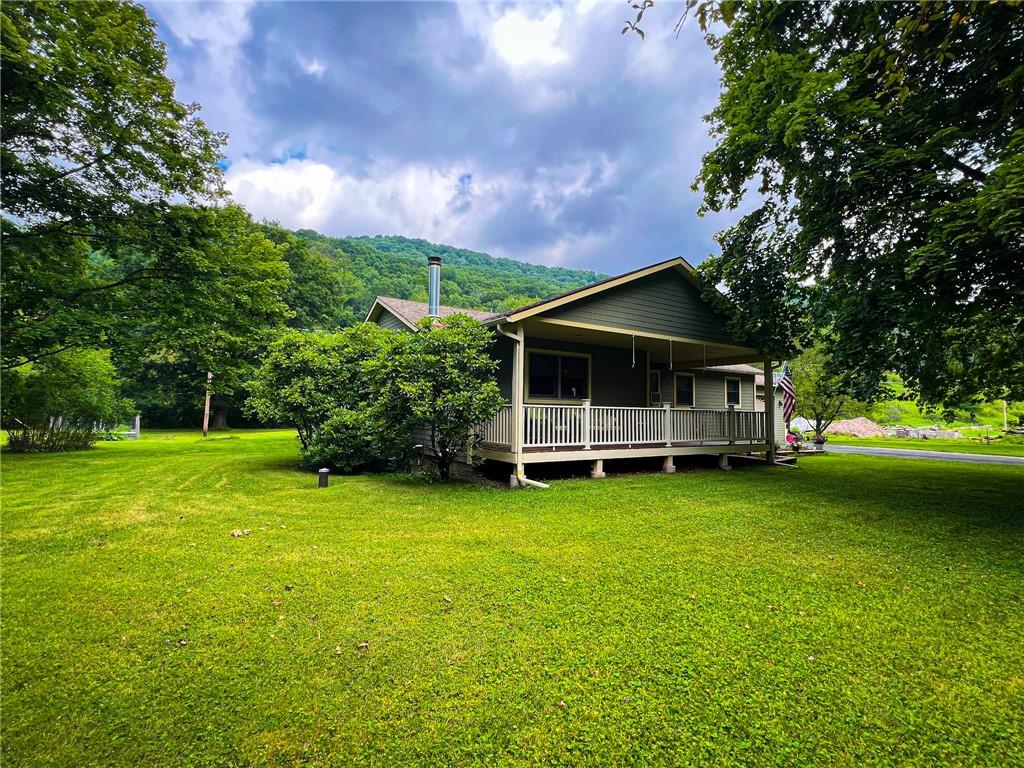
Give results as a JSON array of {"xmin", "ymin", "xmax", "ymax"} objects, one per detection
[
  {"xmin": 225, "ymin": 158, "xmax": 486, "ymax": 241},
  {"xmin": 297, "ymin": 55, "xmax": 326, "ymax": 77},
  {"xmin": 224, "ymin": 154, "xmax": 620, "ymax": 267},
  {"xmin": 152, "ymin": 1, "xmax": 253, "ymax": 48},
  {"xmin": 491, "ymin": 9, "xmax": 566, "ymax": 69}
]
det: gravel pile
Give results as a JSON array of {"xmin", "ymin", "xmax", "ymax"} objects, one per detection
[{"xmin": 825, "ymin": 417, "xmax": 887, "ymax": 438}]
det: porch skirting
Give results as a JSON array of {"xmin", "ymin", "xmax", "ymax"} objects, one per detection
[{"xmin": 475, "ymin": 441, "xmax": 769, "ymax": 465}]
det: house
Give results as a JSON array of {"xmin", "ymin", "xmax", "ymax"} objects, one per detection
[{"xmin": 366, "ymin": 255, "xmax": 787, "ymax": 486}]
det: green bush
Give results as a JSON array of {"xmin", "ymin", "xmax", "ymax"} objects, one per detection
[
  {"xmin": 247, "ymin": 326, "xmax": 411, "ymax": 473},
  {"xmin": 1, "ymin": 349, "xmax": 133, "ymax": 452}
]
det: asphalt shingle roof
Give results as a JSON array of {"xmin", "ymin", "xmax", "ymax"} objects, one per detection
[{"xmin": 376, "ymin": 296, "xmax": 499, "ymax": 325}]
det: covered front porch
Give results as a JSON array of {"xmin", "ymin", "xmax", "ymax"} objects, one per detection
[{"xmin": 477, "ymin": 314, "xmax": 779, "ymax": 484}]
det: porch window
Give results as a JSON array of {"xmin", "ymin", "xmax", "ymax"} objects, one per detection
[
  {"xmin": 649, "ymin": 371, "xmax": 661, "ymax": 405},
  {"xmin": 527, "ymin": 351, "xmax": 590, "ymax": 400},
  {"xmin": 725, "ymin": 377, "xmax": 741, "ymax": 407},
  {"xmin": 674, "ymin": 373, "xmax": 695, "ymax": 407}
]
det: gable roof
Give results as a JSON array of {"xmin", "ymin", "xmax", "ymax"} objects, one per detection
[
  {"xmin": 498, "ymin": 257, "xmax": 703, "ymax": 324},
  {"xmin": 365, "ymin": 295, "xmax": 498, "ymax": 329},
  {"xmin": 366, "ymin": 256, "xmax": 737, "ymax": 340}
]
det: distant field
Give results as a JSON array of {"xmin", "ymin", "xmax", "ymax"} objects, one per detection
[
  {"xmin": 3, "ymin": 430, "xmax": 1022, "ymax": 766},
  {"xmin": 825, "ymin": 434, "xmax": 1024, "ymax": 456}
]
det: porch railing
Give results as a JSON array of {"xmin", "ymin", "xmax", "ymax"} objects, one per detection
[
  {"xmin": 480, "ymin": 402, "xmax": 766, "ymax": 450},
  {"xmin": 481, "ymin": 404, "xmax": 514, "ymax": 446}
]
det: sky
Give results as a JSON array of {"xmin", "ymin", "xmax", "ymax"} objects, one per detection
[{"xmin": 146, "ymin": 0, "xmax": 741, "ymax": 274}]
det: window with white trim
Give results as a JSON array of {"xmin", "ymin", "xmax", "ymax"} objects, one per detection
[
  {"xmin": 674, "ymin": 373, "xmax": 696, "ymax": 407},
  {"xmin": 725, "ymin": 377, "xmax": 741, "ymax": 407}
]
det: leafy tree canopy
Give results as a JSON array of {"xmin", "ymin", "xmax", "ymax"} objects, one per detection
[
  {"xmin": 1, "ymin": 349, "xmax": 132, "ymax": 452},
  {"xmin": 1, "ymin": 0, "xmax": 224, "ymax": 230},
  {"xmin": 368, "ymin": 315, "xmax": 505, "ymax": 481},
  {"xmin": 687, "ymin": 1, "xmax": 1023, "ymax": 406}
]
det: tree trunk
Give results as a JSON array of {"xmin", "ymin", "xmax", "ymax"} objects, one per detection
[
  {"xmin": 211, "ymin": 406, "xmax": 228, "ymax": 430},
  {"xmin": 436, "ymin": 454, "xmax": 452, "ymax": 481}
]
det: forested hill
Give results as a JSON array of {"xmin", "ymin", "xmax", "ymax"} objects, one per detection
[{"xmin": 292, "ymin": 231, "xmax": 607, "ymax": 327}]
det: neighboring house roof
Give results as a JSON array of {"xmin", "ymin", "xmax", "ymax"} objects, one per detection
[
  {"xmin": 365, "ymin": 295, "xmax": 499, "ymax": 328},
  {"xmin": 705, "ymin": 364, "xmax": 763, "ymax": 376}
]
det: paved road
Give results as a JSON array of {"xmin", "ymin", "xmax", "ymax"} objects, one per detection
[{"xmin": 827, "ymin": 444, "xmax": 1024, "ymax": 466}]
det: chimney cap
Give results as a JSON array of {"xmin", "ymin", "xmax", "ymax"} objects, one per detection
[{"xmin": 427, "ymin": 255, "xmax": 442, "ymax": 266}]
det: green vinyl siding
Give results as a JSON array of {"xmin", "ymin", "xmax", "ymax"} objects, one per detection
[
  {"xmin": 376, "ymin": 308, "xmax": 409, "ymax": 331},
  {"xmin": 543, "ymin": 272, "xmax": 740, "ymax": 345},
  {"xmin": 658, "ymin": 367, "xmax": 756, "ymax": 409}
]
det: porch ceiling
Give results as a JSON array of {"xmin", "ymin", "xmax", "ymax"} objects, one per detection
[{"xmin": 520, "ymin": 318, "xmax": 765, "ymax": 367}]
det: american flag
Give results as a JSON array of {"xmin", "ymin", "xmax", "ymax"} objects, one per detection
[{"xmin": 778, "ymin": 363, "xmax": 797, "ymax": 423}]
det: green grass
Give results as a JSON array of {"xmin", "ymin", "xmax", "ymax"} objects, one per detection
[
  {"xmin": 825, "ymin": 434, "xmax": 1024, "ymax": 456},
  {"xmin": 3, "ymin": 430, "xmax": 1023, "ymax": 767}
]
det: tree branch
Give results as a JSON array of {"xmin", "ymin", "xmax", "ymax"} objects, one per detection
[
  {"xmin": 2, "ymin": 343, "xmax": 76, "ymax": 371},
  {"xmin": 944, "ymin": 152, "xmax": 987, "ymax": 183}
]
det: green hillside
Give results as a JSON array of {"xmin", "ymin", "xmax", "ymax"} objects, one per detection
[{"xmin": 295, "ymin": 231, "xmax": 606, "ymax": 324}]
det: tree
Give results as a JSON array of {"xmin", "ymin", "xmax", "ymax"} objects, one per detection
[
  {"xmin": 369, "ymin": 316, "xmax": 505, "ymax": 481},
  {"xmin": 789, "ymin": 345, "xmax": 864, "ymax": 441},
  {"xmin": 260, "ymin": 224, "xmax": 361, "ymax": 330},
  {"xmin": 2, "ymin": 1, "xmax": 284, "ymax": 382},
  {"xmin": 246, "ymin": 325, "xmax": 406, "ymax": 471},
  {"xmin": 1, "ymin": 1, "xmax": 223, "ymax": 231},
  {"xmin": 1, "ymin": 349, "xmax": 132, "ymax": 452},
  {"xmin": 690, "ymin": 1, "xmax": 1024, "ymax": 407}
]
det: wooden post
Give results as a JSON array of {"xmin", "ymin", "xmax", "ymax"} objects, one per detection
[
  {"xmin": 727, "ymin": 404, "xmax": 736, "ymax": 444},
  {"xmin": 202, "ymin": 370, "xmax": 213, "ymax": 438},
  {"xmin": 583, "ymin": 399, "xmax": 592, "ymax": 449},
  {"xmin": 663, "ymin": 402, "xmax": 672, "ymax": 446},
  {"xmin": 764, "ymin": 360, "xmax": 776, "ymax": 465}
]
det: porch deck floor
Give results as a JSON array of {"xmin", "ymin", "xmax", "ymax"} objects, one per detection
[{"xmin": 490, "ymin": 439, "xmax": 763, "ymax": 453}]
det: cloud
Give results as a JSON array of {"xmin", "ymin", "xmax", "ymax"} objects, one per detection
[
  {"xmin": 491, "ymin": 9, "xmax": 566, "ymax": 70},
  {"xmin": 147, "ymin": 0, "xmax": 739, "ymax": 273}
]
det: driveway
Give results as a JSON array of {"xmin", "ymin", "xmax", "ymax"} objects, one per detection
[{"xmin": 827, "ymin": 444, "xmax": 1024, "ymax": 466}]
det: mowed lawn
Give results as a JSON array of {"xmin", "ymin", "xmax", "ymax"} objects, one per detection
[
  {"xmin": 2, "ymin": 431, "xmax": 1023, "ymax": 767},
  {"xmin": 824, "ymin": 434, "xmax": 1024, "ymax": 457}
]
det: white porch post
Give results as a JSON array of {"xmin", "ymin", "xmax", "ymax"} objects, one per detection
[
  {"xmin": 764, "ymin": 359, "xmax": 776, "ymax": 465},
  {"xmin": 511, "ymin": 324, "xmax": 526, "ymax": 481},
  {"xmin": 663, "ymin": 402, "xmax": 672, "ymax": 446},
  {"xmin": 583, "ymin": 399, "xmax": 592, "ymax": 449}
]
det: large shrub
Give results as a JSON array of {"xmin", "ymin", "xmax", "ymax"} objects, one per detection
[
  {"xmin": 369, "ymin": 315, "xmax": 505, "ymax": 481},
  {"xmin": 246, "ymin": 326, "xmax": 409, "ymax": 472},
  {"xmin": 1, "ymin": 349, "xmax": 133, "ymax": 452}
]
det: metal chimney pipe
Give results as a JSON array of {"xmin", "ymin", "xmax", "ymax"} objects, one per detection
[{"xmin": 427, "ymin": 255, "xmax": 441, "ymax": 318}]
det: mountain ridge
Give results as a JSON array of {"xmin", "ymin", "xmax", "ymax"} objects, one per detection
[{"xmin": 293, "ymin": 230, "xmax": 608, "ymax": 322}]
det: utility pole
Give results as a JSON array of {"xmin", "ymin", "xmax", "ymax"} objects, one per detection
[{"xmin": 202, "ymin": 370, "xmax": 213, "ymax": 438}]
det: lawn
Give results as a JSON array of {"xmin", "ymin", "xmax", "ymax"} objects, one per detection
[
  {"xmin": 2, "ymin": 430, "xmax": 1023, "ymax": 767},
  {"xmin": 824, "ymin": 434, "xmax": 1024, "ymax": 456}
]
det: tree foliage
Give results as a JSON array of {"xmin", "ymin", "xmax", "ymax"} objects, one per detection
[
  {"xmin": 683, "ymin": 2, "xmax": 1023, "ymax": 406},
  {"xmin": 1, "ymin": 1, "xmax": 224, "ymax": 230},
  {"xmin": 296, "ymin": 233, "xmax": 604, "ymax": 323},
  {"xmin": 1, "ymin": 349, "xmax": 132, "ymax": 452},
  {"xmin": 369, "ymin": 316, "xmax": 505, "ymax": 481},
  {"xmin": 246, "ymin": 325, "xmax": 410, "ymax": 472},
  {"xmin": 790, "ymin": 345, "xmax": 865, "ymax": 440}
]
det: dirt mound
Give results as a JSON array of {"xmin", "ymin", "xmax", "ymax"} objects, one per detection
[{"xmin": 825, "ymin": 417, "xmax": 886, "ymax": 438}]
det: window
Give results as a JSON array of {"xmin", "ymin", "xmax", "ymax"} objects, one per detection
[
  {"xmin": 528, "ymin": 353, "xmax": 558, "ymax": 398},
  {"xmin": 527, "ymin": 351, "xmax": 589, "ymax": 400},
  {"xmin": 725, "ymin": 377, "xmax": 741, "ymax": 407},
  {"xmin": 674, "ymin": 373, "xmax": 695, "ymax": 407},
  {"xmin": 649, "ymin": 371, "xmax": 661, "ymax": 404}
]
